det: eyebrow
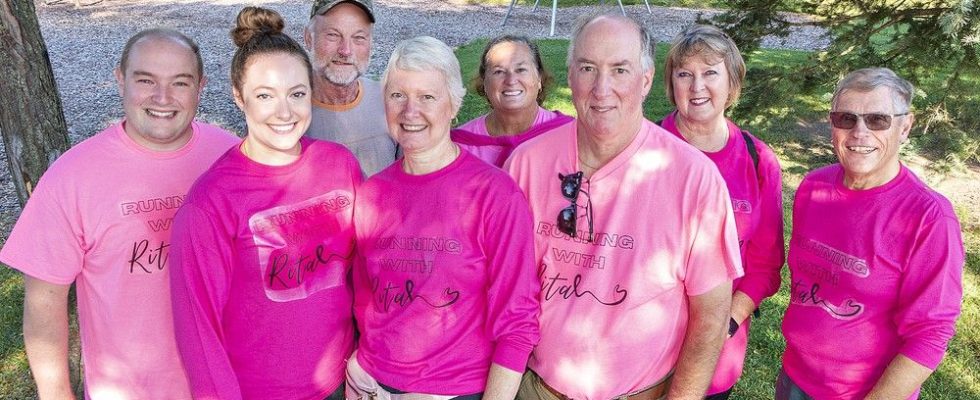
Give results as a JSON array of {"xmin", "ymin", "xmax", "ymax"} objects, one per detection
[
  {"xmin": 252, "ymin": 84, "xmax": 310, "ymax": 91},
  {"xmin": 574, "ymin": 58, "xmax": 633, "ymax": 67},
  {"xmin": 131, "ymin": 70, "xmax": 197, "ymax": 80}
]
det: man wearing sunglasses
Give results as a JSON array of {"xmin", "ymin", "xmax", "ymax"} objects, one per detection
[
  {"xmin": 506, "ymin": 12, "xmax": 743, "ymax": 400},
  {"xmin": 777, "ymin": 68, "xmax": 964, "ymax": 399}
]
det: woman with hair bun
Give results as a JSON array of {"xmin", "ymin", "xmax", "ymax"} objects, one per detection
[{"xmin": 169, "ymin": 6, "xmax": 359, "ymax": 400}]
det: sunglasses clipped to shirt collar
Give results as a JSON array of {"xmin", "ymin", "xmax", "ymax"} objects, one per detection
[
  {"xmin": 557, "ymin": 172, "xmax": 594, "ymax": 243},
  {"xmin": 829, "ymin": 111, "xmax": 908, "ymax": 131}
]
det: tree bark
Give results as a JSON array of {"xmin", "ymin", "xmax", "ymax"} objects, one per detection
[{"xmin": 0, "ymin": 0, "xmax": 70, "ymax": 207}]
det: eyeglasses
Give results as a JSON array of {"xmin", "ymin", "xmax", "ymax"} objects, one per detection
[
  {"xmin": 557, "ymin": 172, "xmax": 594, "ymax": 242},
  {"xmin": 829, "ymin": 111, "xmax": 908, "ymax": 131}
]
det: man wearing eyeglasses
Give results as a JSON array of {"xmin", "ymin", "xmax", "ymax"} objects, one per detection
[
  {"xmin": 505, "ymin": 12, "xmax": 743, "ymax": 400},
  {"xmin": 777, "ymin": 67, "xmax": 964, "ymax": 400}
]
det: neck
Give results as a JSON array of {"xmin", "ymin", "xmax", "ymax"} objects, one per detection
[
  {"xmin": 576, "ymin": 120, "xmax": 641, "ymax": 177},
  {"xmin": 843, "ymin": 164, "xmax": 901, "ymax": 190},
  {"xmin": 675, "ymin": 114, "xmax": 729, "ymax": 152},
  {"xmin": 402, "ymin": 138, "xmax": 459, "ymax": 175},
  {"xmin": 313, "ymin": 77, "xmax": 360, "ymax": 105},
  {"xmin": 485, "ymin": 106, "xmax": 539, "ymax": 137},
  {"xmin": 241, "ymin": 139, "xmax": 301, "ymax": 166}
]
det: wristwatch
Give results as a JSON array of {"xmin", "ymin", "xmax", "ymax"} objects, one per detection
[{"xmin": 728, "ymin": 317, "xmax": 739, "ymax": 338}]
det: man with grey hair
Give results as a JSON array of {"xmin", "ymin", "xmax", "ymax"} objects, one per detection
[
  {"xmin": 506, "ymin": 12, "xmax": 742, "ymax": 400},
  {"xmin": 778, "ymin": 67, "xmax": 964, "ymax": 399},
  {"xmin": 304, "ymin": 0, "xmax": 397, "ymax": 176},
  {"xmin": 0, "ymin": 28, "xmax": 238, "ymax": 399}
]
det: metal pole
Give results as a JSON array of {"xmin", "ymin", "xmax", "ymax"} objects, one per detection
[
  {"xmin": 502, "ymin": 0, "xmax": 520, "ymax": 27},
  {"xmin": 550, "ymin": 0, "xmax": 558, "ymax": 36}
]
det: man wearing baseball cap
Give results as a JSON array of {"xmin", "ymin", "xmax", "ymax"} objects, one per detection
[{"xmin": 304, "ymin": 0, "xmax": 397, "ymax": 176}]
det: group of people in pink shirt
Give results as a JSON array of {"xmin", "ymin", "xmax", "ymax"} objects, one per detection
[{"xmin": 0, "ymin": 0, "xmax": 965, "ymax": 399}]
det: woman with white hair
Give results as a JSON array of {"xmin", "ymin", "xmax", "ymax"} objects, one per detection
[{"xmin": 346, "ymin": 36, "xmax": 541, "ymax": 400}]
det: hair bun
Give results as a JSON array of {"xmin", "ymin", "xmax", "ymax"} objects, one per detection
[{"xmin": 231, "ymin": 6, "xmax": 286, "ymax": 47}]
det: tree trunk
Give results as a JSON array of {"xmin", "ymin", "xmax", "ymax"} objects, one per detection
[{"xmin": 0, "ymin": 0, "xmax": 70, "ymax": 207}]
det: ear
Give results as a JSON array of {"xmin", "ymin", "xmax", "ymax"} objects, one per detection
[
  {"xmin": 640, "ymin": 66, "xmax": 654, "ymax": 98},
  {"xmin": 303, "ymin": 23, "xmax": 313, "ymax": 48},
  {"xmin": 198, "ymin": 75, "xmax": 208, "ymax": 96},
  {"xmin": 113, "ymin": 67, "xmax": 125, "ymax": 97},
  {"xmin": 899, "ymin": 113, "xmax": 914, "ymax": 143},
  {"xmin": 232, "ymin": 87, "xmax": 245, "ymax": 110}
]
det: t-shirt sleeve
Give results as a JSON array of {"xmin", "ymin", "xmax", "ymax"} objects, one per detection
[
  {"xmin": 684, "ymin": 164, "xmax": 744, "ymax": 296},
  {"xmin": 737, "ymin": 140, "xmax": 785, "ymax": 305},
  {"xmin": 482, "ymin": 185, "xmax": 541, "ymax": 373},
  {"xmin": 893, "ymin": 211, "xmax": 965, "ymax": 370},
  {"xmin": 168, "ymin": 202, "xmax": 242, "ymax": 400},
  {"xmin": 0, "ymin": 169, "xmax": 84, "ymax": 284}
]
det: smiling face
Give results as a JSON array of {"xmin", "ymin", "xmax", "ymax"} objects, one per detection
[
  {"xmin": 234, "ymin": 53, "xmax": 313, "ymax": 165},
  {"xmin": 568, "ymin": 17, "xmax": 653, "ymax": 140},
  {"xmin": 305, "ymin": 3, "xmax": 372, "ymax": 88},
  {"xmin": 114, "ymin": 36, "xmax": 204, "ymax": 151},
  {"xmin": 671, "ymin": 55, "xmax": 731, "ymax": 128},
  {"xmin": 383, "ymin": 68, "xmax": 457, "ymax": 154},
  {"xmin": 482, "ymin": 41, "xmax": 542, "ymax": 113},
  {"xmin": 831, "ymin": 86, "xmax": 913, "ymax": 189}
]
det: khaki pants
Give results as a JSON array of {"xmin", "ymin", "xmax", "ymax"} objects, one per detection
[
  {"xmin": 517, "ymin": 370, "xmax": 671, "ymax": 400},
  {"xmin": 345, "ymin": 350, "xmax": 467, "ymax": 400}
]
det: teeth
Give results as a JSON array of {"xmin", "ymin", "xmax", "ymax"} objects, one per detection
[
  {"xmin": 401, "ymin": 124, "xmax": 426, "ymax": 132},
  {"xmin": 502, "ymin": 90, "xmax": 522, "ymax": 96},
  {"xmin": 592, "ymin": 106, "xmax": 613, "ymax": 112},
  {"xmin": 146, "ymin": 109, "xmax": 176, "ymax": 118},
  {"xmin": 847, "ymin": 146, "xmax": 876, "ymax": 154},
  {"xmin": 269, "ymin": 123, "xmax": 296, "ymax": 133},
  {"xmin": 690, "ymin": 98, "xmax": 709, "ymax": 105}
]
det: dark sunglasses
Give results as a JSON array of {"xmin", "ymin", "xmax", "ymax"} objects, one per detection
[
  {"xmin": 829, "ymin": 111, "xmax": 908, "ymax": 131},
  {"xmin": 557, "ymin": 172, "xmax": 594, "ymax": 242}
]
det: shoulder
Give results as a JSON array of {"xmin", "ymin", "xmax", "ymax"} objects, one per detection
[
  {"xmin": 456, "ymin": 114, "xmax": 488, "ymax": 133},
  {"xmin": 41, "ymin": 124, "xmax": 125, "ymax": 180},
  {"xmin": 899, "ymin": 168, "xmax": 959, "ymax": 220},
  {"xmin": 192, "ymin": 121, "xmax": 239, "ymax": 145},
  {"xmin": 509, "ymin": 120, "xmax": 573, "ymax": 161}
]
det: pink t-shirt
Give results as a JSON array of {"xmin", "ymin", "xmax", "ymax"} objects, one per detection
[
  {"xmin": 454, "ymin": 107, "xmax": 570, "ymax": 166},
  {"xmin": 782, "ymin": 164, "xmax": 964, "ymax": 399},
  {"xmin": 353, "ymin": 149, "xmax": 540, "ymax": 395},
  {"xmin": 505, "ymin": 119, "xmax": 743, "ymax": 400},
  {"xmin": 0, "ymin": 121, "xmax": 238, "ymax": 400},
  {"xmin": 169, "ymin": 138, "xmax": 361, "ymax": 400},
  {"xmin": 660, "ymin": 111, "xmax": 785, "ymax": 393}
]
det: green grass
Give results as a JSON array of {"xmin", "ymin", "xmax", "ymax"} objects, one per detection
[{"xmin": 457, "ymin": 39, "xmax": 980, "ymax": 399}]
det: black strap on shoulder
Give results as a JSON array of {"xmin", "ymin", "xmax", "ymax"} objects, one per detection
[{"xmin": 741, "ymin": 130, "xmax": 760, "ymax": 174}]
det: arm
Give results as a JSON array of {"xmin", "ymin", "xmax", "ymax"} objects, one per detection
[
  {"xmin": 22, "ymin": 276, "xmax": 76, "ymax": 400},
  {"xmin": 733, "ymin": 140, "xmax": 785, "ymax": 325},
  {"xmin": 169, "ymin": 204, "xmax": 241, "ymax": 400},
  {"xmin": 482, "ymin": 183, "xmax": 541, "ymax": 387},
  {"xmin": 869, "ymin": 211, "xmax": 964, "ymax": 398},
  {"xmin": 864, "ymin": 355, "xmax": 933, "ymax": 399},
  {"xmin": 667, "ymin": 280, "xmax": 733, "ymax": 399},
  {"xmin": 483, "ymin": 363, "xmax": 523, "ymax": 400}
]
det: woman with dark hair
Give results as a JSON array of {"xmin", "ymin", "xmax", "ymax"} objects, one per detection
[
  {"xmin": 169, "ymin": 6, "xmax": 359, "ymax": 399},
  {"xmin": 659, "ymin": 24, "xmax": 785, "ymax": 399},
  {"xmin": 453, "ymin": 35, "xmax": 572, "ymax": 167}
]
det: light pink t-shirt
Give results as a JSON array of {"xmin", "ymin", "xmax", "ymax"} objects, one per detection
[
  {"xmin": 0, "ymin": 121, "xmax": 238, "ymax": 400},
  {"xmin": 661, "ymin": 111, "xmax": 785, "ymax": 393},
  {"xmin": 782, "ymin": 165, "xmax": 964, "ymax": 399},
  {"xmin": 169, "ymin": 138, "xmax": 361, "ymax": 400},
  {"xmin": 353, "ymin": 149, "xmax": 540, "ymax": 394},
  {"xmin": 505, "ymin": 119, "xmax": 743, "ymax": 400},
  {"xmin": 455, "ymin": 107, "xmax": 564, "ymax": 166}
]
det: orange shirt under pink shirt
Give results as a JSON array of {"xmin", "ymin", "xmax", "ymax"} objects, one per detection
[
  {"xmin": 0, "ymin": 122, "xmax": 238, "ymax": 400},
  {"xmin": 505, "ymin": 119, "xmax": 743, "ymax": 400}
]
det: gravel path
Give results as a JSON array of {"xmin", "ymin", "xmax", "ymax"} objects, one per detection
[{"xmin": 0, "ymin": 0, "xmax": 831, "ymax": 231}]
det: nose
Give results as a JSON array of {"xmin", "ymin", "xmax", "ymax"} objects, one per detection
[
  {"xmin": 691, "ymin": 75, "xmax": 705, "ymax": 92},
  {"xmin": 504, "ymin": 71, "xmax": 518, "ymax": 86},
  {"xmin": 275, "ymin": 97, "xmax": 293, "ymax": 120},
  {"xmin": 592, "ymin": 70, "xmax": 612, "ymax": 99},
  {"xmin": 151, "ymin": 83, "xmax": 172, "ymax": 104},
  {"xmin": 400, "ymin": 97, "xmax": 420, "ymax": 118},
  {"xmin": 338, "ymin": 38, "xmax": 353, "ymax": 57}
]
